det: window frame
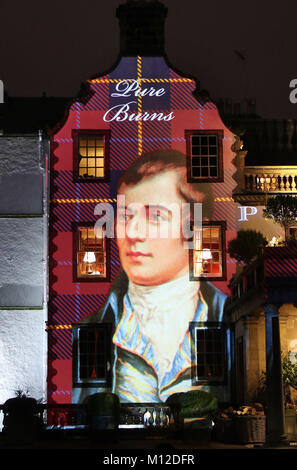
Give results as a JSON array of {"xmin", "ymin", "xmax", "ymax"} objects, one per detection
[
  {"xmin": 72, "ymin": 129, "xmax": 110, "ymax": 183},
  {"xmin": 189, "ymin": 221, "xmax": 227, "ymax": 281},
  {"xmin": 72, "ymin": 323, "xmax": 112, "ymax": 388},
  {"xmin": 189, "ymin": 321, "xmax": 227, "ymax": 386},
  {"xmin": 185, "ymin": 129, "xmax": 224, "ymax": 183},
  {"xmin": 289, "ymin": 226, "xmax": 297, "ymax": 241},
  {"xmin": 72, "ymin": 222, "xmax": 110, "ymax": 283}
]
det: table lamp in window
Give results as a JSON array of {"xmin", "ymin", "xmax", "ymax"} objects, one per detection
[
  {"xmin": 83, "ymin": 251, "xmax": 96, "ymax": 274},
  {"xmin": 201, "ymin": 248, "xmax": 212, "ymax": 274}
]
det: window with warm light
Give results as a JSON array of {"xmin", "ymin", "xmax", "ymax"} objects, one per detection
[
  {"xmin": 185, "ymin": 130, "xmax": 223, "ymax": 182},
  {"xmin": 77, "ymin": 226, "xmax": 106, "ymax": 279},
  {"xmin": 79, "ymin": 135, "xmax": 104, "ymax": 178},
  {"xmin": 73, "ymin": 130, "xmax": 110, "ymax": 181},
  {"xmin": 193, "ymin": 223, "xmax": 225, "ymax": 279},
  {"xmin": 72, "ymin": 324, "xmax": 112, "ymax": 387}
]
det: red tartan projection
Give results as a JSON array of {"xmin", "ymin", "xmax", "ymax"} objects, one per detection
[{"xmin": 48, "ymin": 56, "xmax": 239, "ymax": 404}]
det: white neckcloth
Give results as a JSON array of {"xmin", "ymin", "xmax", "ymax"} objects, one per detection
[{"xmin": 128, "ymin": 274, "xmax": 199, "ymax": 379}]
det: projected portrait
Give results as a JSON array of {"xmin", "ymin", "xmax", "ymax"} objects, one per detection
[{"xmin": 78, "ymin": 150, "xmax": 227, "ymax": 403}]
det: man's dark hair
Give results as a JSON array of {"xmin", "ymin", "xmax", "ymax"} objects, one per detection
[{"xmin": 117, "ymin": 149, "xmax": 213, "ymax": 219}]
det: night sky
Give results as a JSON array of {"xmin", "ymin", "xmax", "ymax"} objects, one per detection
[{"xmin": 0, "ymin": 0, "xmax": 296, "ymax": 119}]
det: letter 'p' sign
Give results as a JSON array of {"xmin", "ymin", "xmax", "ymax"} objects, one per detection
[{"xmin": 238, "ymin": 206, "xmax": 257, "ymax": 221}]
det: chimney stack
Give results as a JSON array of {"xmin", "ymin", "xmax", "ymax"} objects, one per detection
[{"xmin": 116, "ymin": 0, "xmax": 168, "ymax": 56}]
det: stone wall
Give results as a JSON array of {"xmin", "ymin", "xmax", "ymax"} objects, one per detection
[{"xmin": 0, "ymin": 135, "xmax": 48, "ymax": 429}]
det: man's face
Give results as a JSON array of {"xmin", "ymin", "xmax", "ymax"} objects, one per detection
[{"xmin": 116, "ymin": 170, "xmax": 197, "ymax": 286}]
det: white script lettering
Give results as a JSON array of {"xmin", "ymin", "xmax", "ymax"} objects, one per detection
[
  {"xmin": 103, "ymin": 101, "xmax": 175, "ymax": 123},
  {"xmin": 111, "ymin": 80, "xmax": 165, "ymax": 98}
]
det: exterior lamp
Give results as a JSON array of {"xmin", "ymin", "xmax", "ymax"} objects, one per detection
[{"xmin": 269, "ymin": 236, "xmax": 277, "ymax": 247}]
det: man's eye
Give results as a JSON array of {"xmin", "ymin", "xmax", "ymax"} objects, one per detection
[{"xmin": 148, "ymin": 211, "xmax": 167, "ymax": 223}]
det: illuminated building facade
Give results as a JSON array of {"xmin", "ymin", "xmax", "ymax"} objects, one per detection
[
  {"xmin": 48, "ymin": 1, "xmax": 239, "ymax": 407},
  {"xmin": 0, "ymin": 0, "xmax": 296, "ymax": 443}
]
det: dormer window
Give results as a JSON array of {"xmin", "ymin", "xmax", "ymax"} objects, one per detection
[
  {"xmin": 185, "ymin": 130, "xmax": 224, "ymax": 182},
  {"xmin": 73, "ymin": 130, "xmax": 110, "ymax": 182}
]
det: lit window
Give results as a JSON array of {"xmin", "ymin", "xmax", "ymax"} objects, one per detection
[
  {"xmin": 193, "ymin": 224, "xmax": 225, "ymax": 279},
  {"xmin": 185, "ymin": 130, "xmax": 223, "ymax": 182},
  {"xmin": 79, "ymin": 135, "xmax": 105, "ymax": 178},
  {"xmin": 289, "ymin": 226, "xmax": 297, "ymax": 241},
  {"xmin": 77, "ymin": 226, "xmax": 106, "ymax": 279},
  {"xmin": 73, "ymin": 130, "xmax": 110, "ymax": 181},
  {"xmin": 73, "ymin": 324, "xmax": 111, "ymax": 387},
  {"xmin": 195, "ymin": 326, "xmax": 226, "ymax": 383}
]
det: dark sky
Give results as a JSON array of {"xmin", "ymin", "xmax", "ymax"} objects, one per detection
[{"xmin": 0, "ymin": 0, "xmax": 296, "ymax": 119}]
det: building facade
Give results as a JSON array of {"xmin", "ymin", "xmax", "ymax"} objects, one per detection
[
  {"xmin": 226, "ymin": 118, "xmax": 297, "ymax": 421},
  {"xmin": 48, "ymin": 1, "xmax": 241, "ymax": 408},
  {"xmin": 0, "ymin": 1, "xmax": 296, "ymax": 441}
]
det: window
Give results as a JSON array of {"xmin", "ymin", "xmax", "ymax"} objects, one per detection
[
  {"xmin": 289, "ymin": 226, "xmax": 297, "ymax": 241},
  {"xmin": 73, "ymin": 130, "xmax": 110, "ymax": 182},
  {"xmin": 194, "ymin": 325, "xmax": 226, "ymax": 383},
  {"xmin": 185, "ymin": 130, "xmax": 223, "ymax": 182},
  {"xmin": 76, "ymin": 226, "xmax": 107, "ymax": 280},
  {"xmin": 73, "ymin": 324, "xmax": 112, "ymax": 387},
  {"xmin": 192, "ymin": 223, "xmax": 226, "ymax": 280}
]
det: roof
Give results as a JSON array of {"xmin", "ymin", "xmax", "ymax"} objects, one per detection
[
  {"xmin": 0, "ymin": 95, "xmax": 71, "ymax": 134},
  {"xmin": 1, "ymin": 96, "xmax": 296, "ymax": 166}
]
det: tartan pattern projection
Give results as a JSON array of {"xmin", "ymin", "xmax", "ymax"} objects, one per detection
[
  {"xmin": 49, "ymin": 294, "xmax": 108, "ymax": 325},
  {"xmin": 142, "ymin": 117, "xmax": 172, "ymax": 154},
  {"xmin": 48, "ymin": 56, "xmax": 237, "ymax": 402},
  {"xmin": 109, "ymin": 120, "xmax": 139, "ymax": 170},
  {"xmin": 51, "ymin": 170, "xmax": 110, "ymax": 200},
  {"xmin": 264, "ymin": 245, "xmax": 297, "ymax": 277}
]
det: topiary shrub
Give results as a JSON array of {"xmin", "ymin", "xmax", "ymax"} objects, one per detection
[
  {"xmin": 166, "ymin": 390, "xmax": 218, "ymax": 418},
  {"xmin": 85, "ymin": 392, "xmax": 121, "ymax": 433},
  {"xmin": 228, "ymin": 229, "xmax": 268, "ymax": 264}
]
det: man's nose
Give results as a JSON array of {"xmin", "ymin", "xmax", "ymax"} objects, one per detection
[{"xmin": 126, "ymin": 215, "xmax": 147, "ymax": 241}]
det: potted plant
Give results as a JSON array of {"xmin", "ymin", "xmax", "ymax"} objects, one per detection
[
  {"xmin": 215, "ymin": 403, "xmax": 266, "ymax": 445},
  {"xmin": 282, "ymin": 352, "xmax": 297, "ymax": 441},
  {"xmin": 2, "ymin": 389, "xmax": 44, "ymax": 444},
  {"xmin": 254, "ymin": 353, "xmax": 297, "ymax": 442}
]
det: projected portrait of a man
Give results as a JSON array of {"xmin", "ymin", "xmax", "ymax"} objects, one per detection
[{"xmin": 80, "ymin": 149, "xmax": 227, "ymax": 403}]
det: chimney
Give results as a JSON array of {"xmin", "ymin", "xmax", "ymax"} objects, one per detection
[{"xmin": 116, "ymin": 0, "xmax": 168, "ymax": 56}]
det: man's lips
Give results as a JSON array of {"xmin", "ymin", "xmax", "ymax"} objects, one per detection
[{"xmin": 126, "ymin": 251, "xmax": 152, "ymax": 257}]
